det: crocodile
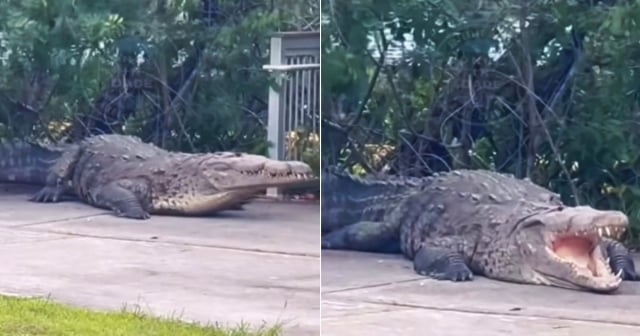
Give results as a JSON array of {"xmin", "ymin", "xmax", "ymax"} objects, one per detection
[
  {"xmin": 0, "ymin": 134, "xmax": 316, "ymax": 219},
  {"xmin": 321, "ymin": 167, "xmax": 640, "ymax": 293}
]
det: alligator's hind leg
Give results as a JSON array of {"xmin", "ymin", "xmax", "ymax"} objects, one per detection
[
  {"xmin": 88, "ymin": 179, "xmax": 152, "ymax": 220},
  {"xmin": 413, "ymin": 237, "xmax": 474, "ymax": 282},
  {"xmin": 602, "ymin": 238, "xmax": 639, "ymax": 281},
  {"xmin": 31, "ymin": 145, "xmax": 81, "ymax": 203},
  {"xmin": 321, "ymin": 220, "xmax": 401, "ymax": 253}
]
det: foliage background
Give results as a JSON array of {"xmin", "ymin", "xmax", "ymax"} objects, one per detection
[
  {"xmin": 0, "ymin": 0, "xmax": 320, "ymax": 175},
  {"xmin": 321, "ymin": 0, "xmax": 640, "ymax": 242}
]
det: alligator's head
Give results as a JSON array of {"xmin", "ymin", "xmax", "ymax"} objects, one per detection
[
  {"xmin": 200, "ymin": 152, "xmax": 316, "ymax": 190},
  {"xmin": 154, "ymin": 151, "xmax": 316, "ymax": 215},
  {"xmin": 508, "ymin": 205, "xmax": 627, "ymax": 293}
]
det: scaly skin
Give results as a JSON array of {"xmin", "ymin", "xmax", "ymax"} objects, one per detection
[
  {"xmin": 0, "ymin": 134, "xmax": 316, "ymax": 219},
  {"xmin": 321, "ymin": 167, "xmax": 424, "ymax": 233},
  {"xmin": 0, "ymin": 140, "xmax": 69, "ymax": 186},
  {"xmin": 322, "ymin": 168, "xmax": 640, "ymax": 293}
]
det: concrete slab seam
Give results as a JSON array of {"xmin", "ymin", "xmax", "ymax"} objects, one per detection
[
  {"xmin": 358, "ymin": 298, "xmax": 640, "ymax": 327},
  {"xmin": 321, "ymin": 278, "xmax": 425, "ymax": 295},
  {"xmin": 6, "ymin": 213, "xmax": 110, "ymax": 228},
  {"xmin": 16, "ymin": 227, "xmax": 321, "ymax": 259}
]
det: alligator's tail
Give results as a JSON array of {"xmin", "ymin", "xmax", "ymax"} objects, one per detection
[
  {"xmin": 321, "ymin": 166, "xmax": 428, "ymax": 232},
  {"xmin": 0, "ymin": 139, "xmax": 65, "ymax": 185}
]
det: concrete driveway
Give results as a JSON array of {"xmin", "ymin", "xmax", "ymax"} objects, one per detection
[
  {"xmin": 0, "ymin": 184, "xmax": 320, "ymax": 335},
  {"xmin": 322, "ymin": 250, "xmax": 640, "ymax": 336}
]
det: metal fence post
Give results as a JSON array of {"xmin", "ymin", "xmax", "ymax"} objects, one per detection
[{"xmin": 266, "ymin": 35, "xmax": 284, "ymax": 197}]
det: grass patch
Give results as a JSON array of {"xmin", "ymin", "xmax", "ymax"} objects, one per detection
[{"xmin": 0, "ymin": 296, "xmax": 282, "ymax": 336}]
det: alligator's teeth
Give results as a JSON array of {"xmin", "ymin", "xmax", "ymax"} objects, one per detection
[
  {"xmin": 616, "ymin": 269, "xmax": 623, "ymax": 279},
  {"xmin": 597, "ymin": 228, "xmax": 604, "ymax": 237},
  {"xmin": 606, "ymin": 257, "xmax": 610, "ymax": 264},
  {"xmin": 605, "ymin": 227, "xmax": 612, "ymax": 237}
]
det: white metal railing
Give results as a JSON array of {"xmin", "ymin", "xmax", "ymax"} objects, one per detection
[
  {"xmin": 264, "ymin": 32, "xmax": 320, "ymax": 196},
  {"xmin": 263, "ymin": 63, "xmax": 320, "ymax": 71}
]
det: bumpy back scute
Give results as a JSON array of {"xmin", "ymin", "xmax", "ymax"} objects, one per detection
[{"xmin": 398, "ymin": 169, "xmax": 564, "ymax": 258}]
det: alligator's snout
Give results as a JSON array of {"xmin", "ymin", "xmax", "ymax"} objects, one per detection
[
  {"xmin": 237, "ymin": 161, "xmax": 313, "ymax": 179},
  {"xmin": 527, "ymin": 208, "xmax": 629, "ymax": 292},
  {"xmin": 593, "ymin": 211, "xmax": 628, "ymax": 240},
  {"xmin": 550, "ymin": 221, "xmax": 627, "ymax": 243}
]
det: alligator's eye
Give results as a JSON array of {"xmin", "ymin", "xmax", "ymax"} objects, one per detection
[
  {"xmin": 208, "ymin": 162, "xmax": 231, "ymax": 171},
  {"xmin": 520, "ymin": 219, "xmax": 545, "ymax": 229}
]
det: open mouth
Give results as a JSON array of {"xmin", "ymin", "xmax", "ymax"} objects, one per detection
[
  {"xmin": 552, "ymin": 235, "xmax": 607, "ymax": 276},
  {"xmin": 546, "ymin": 226, "xmax": 625, "ymax": 285}
]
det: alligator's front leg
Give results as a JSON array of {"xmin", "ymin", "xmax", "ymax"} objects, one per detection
[
  {"xmin": 321, "ymin": 220, "xmax": 401, "ymax": 253},
  {"xmin": 88, "ymin": 178, "xmax": 152, "ymax": 220},
  {"xmin": 31, "ymin": 146, "xmax": 82, "ymax": 203},
  {"xmin": 601, "ymin": 238, "xmax": 639, "ymax": 281},
  {"xmin": 412, "ymin": 237, "xmax": 474, "ymax": 282}
]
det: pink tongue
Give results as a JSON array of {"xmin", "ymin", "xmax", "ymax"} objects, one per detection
[{"xmin": 553, "ymin": 237, "xmax": 595, "ymax": 274}]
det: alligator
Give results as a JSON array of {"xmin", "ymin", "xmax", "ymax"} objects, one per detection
[
  {"xmin": 322, "ymin": 167, "xmax": 640, "ymax": 293},
  {"xmin": 0, "ymin": 134, "xmax": 316, "ymax": 219}
]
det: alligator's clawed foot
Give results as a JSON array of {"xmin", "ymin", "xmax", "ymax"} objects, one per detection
[
  {"xmin": 413, "ymin": 247, "xmax": 474, "ymax": 282},
  {"xmin": 442, "ymin": 264, "xmax": 474, "ymax": 282},
  {"xmin": 321, "ymin": 238, "xmax": 332, "ymax": 249},
  {"xmin": 605, "ymin": 239, "xmax": 640, "ymax": 281},
  {"xmin": 30, "ymin": 186, "xmax": 64, "ymax": 203},
  {"xmin": 111, "ymin": 203, "xmax": 151, "ymax": 219},
  {"xmin": 610, "ymin": 255, "xmax": 640, "ymax": 281},
  {"xmin": 622, "ymin": 268, "xmax": 640, "ymax": 281},
  {"xmin": 321, "ymin": 231, "xmax": 346, "ymax": 250},
  {"xmin": 417, "ymin": 261, "xmax": 474, "ymax": 282},
  {"xmin": 114, "ymin": 208, "xmax": 151, "ymax": 220}
]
